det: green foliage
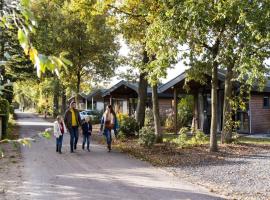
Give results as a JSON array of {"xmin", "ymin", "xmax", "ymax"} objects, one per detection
[
  {"xmin": 39, "ymin": 128, "xmax": 52, "ymax": 140},
  {"xmin": 0, "ymin": 98, "xmax": 10, "ymax": 137},
  {"xmin": 145, "ymin": 0, "xmax": 270, "ymax": 150},
  {"xmin": 6, "ymin": 114, "xmax": 16, "ymax": 139},
  {"xmin": 190, "ymin": 130, "xmax": 208, "ymax": 145},
  {"xmin": 178, "ymin": 127, "xmax": 190, "ymax": 135},
  {"xmin": 173, "ymin": 130, "xmax": 189, "ymax": 148},
  {"xmin": 117, "ymin": 130, "xmax": 127, "ymax": 141},
  {"xmin": 118, "ymin": 114, "xmax": 139, "ymax": 137},
  {"xmin": 164, "ymin": 95, "xmax": 194, "ymax": 132},
  {"xmin": 178, "ymin": 95, "xmax": 193, "ymax": 127},
  {"xmin": 164, "ymin": 113, "xmax": 174, "ymax": 132},
  {"xmin": 172, "ymin": 128, "xmax": 208, "ymax": 148},
  {"xmin": 138, "ymin": 126, "xmax": 155, "ymax": 147},
  {"xmin": 138, "ymin": 108, "xmax": 156, "ymax": 147},
  {"xmin": 1, "ymin": 0, "xmax": 72, "ymax": 78},
  {"xmin": 9, "ymin": 105, "xmax": 14, "ymax": 115},
  {"xmin": 144, "ymin": 108, "xmax": 154, "ymax": 127},
  {"xmin": 30, "ymin": 0, "xmax": 119, "ymax": 97}
]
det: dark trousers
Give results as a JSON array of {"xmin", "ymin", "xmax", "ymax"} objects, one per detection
[
  {"xmin": 82, "ymin": 134, "xmax": 90, "ymax": 150},
  {"xmin": 69, "ymin": 126, "xmax": 79, "ymax": 152},
  {"xmin": 56, "ymin": 135, "xmax": 63, "ymax": 152}
]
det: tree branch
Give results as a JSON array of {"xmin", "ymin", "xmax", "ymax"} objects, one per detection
[{"xmin": 108, "ymin": 4, "xmax": 147, "ymax": 18}]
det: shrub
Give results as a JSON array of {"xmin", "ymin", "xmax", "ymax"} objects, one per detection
[
  {"xmin": 0, "ymin": 98, "xmax": 10, "ymax": 138},
  {"xmin": 144, "ymin": 108, "xmax": 154, "ymax": 127},
  {"xmin": 164, "ymin": 109, "xmax": 174, "ymax": 132},
  {"xmin": 177, "ymin": 95, "xmax": 193, "ymax": 127},
  {"xmin": 173, "ymin": 127, "xmax": 189, "ymax": 148},
  {"xmin": 9, "ymin": 105, "xmax": 15, "ymax": 115},
  {"xmin": 178, "ymin": 127, "xmax": 190, "ymax": 135},
  {"xmin": 138, "ymin": 126, "xmax": 155, "ymax": 147},
  {"xmin": 190, "ymin": 130, "xmax": 208, "ymax": 145},
  {"xmin": 173, "ymin": 129, "xmax": 208, "ymax": 148},
  {"xmin": 118, "ymin": 114, "xmax": 139, "ymax": 137},
  {"xmin": 164, "ymin": 96, "xmax": 194, "ymax": 132},
  {"xmin": 117, "ymin": 130, "xmax": 126, "ymax": 141}
]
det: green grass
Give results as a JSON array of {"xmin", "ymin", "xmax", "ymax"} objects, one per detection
[
  {"xmin": 236, "ymin": 136, "xmax": 270, "ymax": 145},
  {"xmin": 163, "ymin": 132, "xmax": 270, "ymax": 146}
]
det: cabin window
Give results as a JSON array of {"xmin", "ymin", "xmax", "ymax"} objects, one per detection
[{"xmin": 263, "ymin": 97, "xmax": 270, "ymax": 108}]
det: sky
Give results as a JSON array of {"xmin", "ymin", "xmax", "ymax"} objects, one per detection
[
  {"xmin": 109, "ymin": 40, "xmax": 188, "ymax": 86},
  {"xmin": 109, "ymin": 40, "xmax": 270, "ymax": 87}
]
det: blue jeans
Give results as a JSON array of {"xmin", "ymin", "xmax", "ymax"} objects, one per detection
[
  {"xmin": 82, "ymin": 134, "xmax": 90, "ymax": 150},
  {"xmin": 56, "ymin": 135, "xmax": 63, "ymax": 152},
  {"xmin": 103, "ymin": 128, "xmax": 112, "ymax": 147},
  {"xmin": 69, "ymin": 126, "xmax": 79, "ymax": 152}
]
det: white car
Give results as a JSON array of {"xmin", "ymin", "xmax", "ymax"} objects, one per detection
[{"xmin": 79, "ymin": 110, "xmax": 99, "ymax": 121}]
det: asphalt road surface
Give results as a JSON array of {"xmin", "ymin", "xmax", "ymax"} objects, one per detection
[{"xmin": 9, "ymin": 112, "xmax": 225, "ymax": 200}]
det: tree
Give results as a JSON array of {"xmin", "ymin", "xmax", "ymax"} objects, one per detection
[
  {"xmin": 146, "ymin": 0, "xmax": 270, "ymax": 149},
  {"xmin": 101, "ymin": 0, "xmax": 152, "ymax": 128},
  {"xmin": 30, "ymin": 0, "xmax": 119, "ymax": 104},
  {"xmin": 220, "ymin": 0, "xmax": 270, "ymax": 143},
  {"xmin": 0, "ymin": 0, "xmax": 37, "ymax": 103}
]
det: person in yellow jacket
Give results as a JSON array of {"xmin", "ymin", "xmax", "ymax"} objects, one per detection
[{"xmin": 64, "ymin": 101, "xmax": 82, "ymax": 153}]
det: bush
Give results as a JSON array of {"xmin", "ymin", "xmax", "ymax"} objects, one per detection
[
  {"xmin": 173, "ymin": 127, "xmax": 189, "ymax": 148},
  {"xmin": 178, "ymin": 127, "xmax": 190, "ymax": 135},
  {"xmin": 177, "ymin": 95, "xmax": 193, "ymax": 127},
  {"xmin": 144, "ymin": 108, "xmax": 154, "ymax": 127},
  {"xmin": 190, "ymin": 130, "xmax": 208, "ymax": 145},
  {"xmin": 9, "ymin": 105, "xmax": 14, "ymax": 115},
  {"xmin": 164, "ymin": 110, "xmax": 174, "ymax": 131},
  {"xmin": 117, "ymin": 130, "xmax": 127, "ymax": 141},
  {"xmin": 117, "ymin": 114, "xmax": 139, "ymax": 137},
  {"xmin": 172, "ymin": 128, "xmax": 208, "ymax": 148},
  {"xmin": 138, "ymin": 126, "xmax": 155, "ymax": 147},
  {"xmin": 0, "ymin": 98, "xmax": 10, "ymax": 138},
  {"xmin": 164, "ymin": 96, "xmax": 194, "ymax": 132}
]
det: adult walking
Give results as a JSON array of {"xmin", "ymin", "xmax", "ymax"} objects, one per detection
[
  {"xmin": 100, "ymin": 105, "xmax": 115, "ymax": 152},
  {"xmin": 53, "ymin": 115, "xmax": 67, "ymax": 154},
  {"xmin": 110, "ymin": 106, "xmax": 119, "ymax": 138},
  {"xmin": 64, "ymin": 101, "xmax": 82, "ymax": 153}
]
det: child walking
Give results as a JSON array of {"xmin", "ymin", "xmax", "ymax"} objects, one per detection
[
  {"xmin": 53, "ymin": 115, "xmax": 67, "ymax": 154},
  {"xmin": 82, "ymin": 116, "xmax": 92, "ymax": 152}
]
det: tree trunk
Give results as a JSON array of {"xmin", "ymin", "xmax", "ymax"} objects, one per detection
[
  {"xmin": 136, "ymin": 72, "xmax": 148, "ymax": 128},
  {"xmin": 61, "ymin": 86, "xmax": 67, "ymax": 114},
  {"xmin": 76, "ymin": 71, "xmax": 81, "ymax": 108},
  {"xmin": 210, "ymin": 62, "xmax": 218, "ymax": 152},
  {"xmin": 0, "ymin": 0, "xmax": 4, "ymax": 61},
  {"xmin": 0, "ymin": 0, "xmax": 5, "ymax": 83},
  {"xmin": 221, "ymin": 65, "xmax": 233, "ymax": 144},
  {"xmin": 53, "ymin": 78, "xmax": 60, "ymax": 118},
  {"xmin": 136, "ymin": 50, "xmax": 149, "ymax": 128},
  {"xmin": 152, "ymin": 84, "xmax": 162, "ymax": 143}
]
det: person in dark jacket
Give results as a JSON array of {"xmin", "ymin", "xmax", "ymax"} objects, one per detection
[
  {"xmin": 64, "ymin": 101, "xmax": 82, "ymax": 153},
  {"xmin": 81, "ymin": 116, "xmax": 92, "ymax": 152}
]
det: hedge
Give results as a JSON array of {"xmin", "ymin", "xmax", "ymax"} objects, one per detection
[{"xmin": 0, "ymin": 98, "xmax": 10, "ymax": 138}]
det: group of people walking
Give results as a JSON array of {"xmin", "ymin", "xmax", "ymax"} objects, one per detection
[{"xmin": 53, "ymin": 101, "xmax": 118, "ymax": 154}]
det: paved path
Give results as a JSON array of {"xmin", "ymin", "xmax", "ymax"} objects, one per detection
[{"xmin": 10, "ymin": 112, "xmax": 225, "ymax": 200}]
